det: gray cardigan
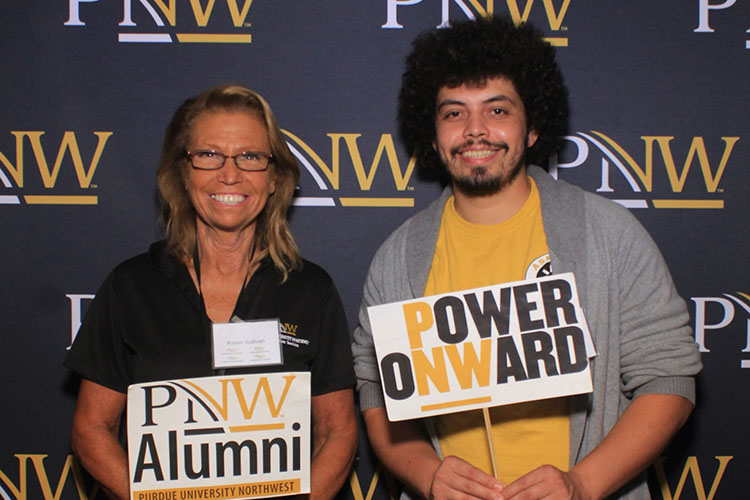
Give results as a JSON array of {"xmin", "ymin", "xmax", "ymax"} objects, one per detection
[{"xmin": 352, "ymin": 166, "xmax": 702, "ymax": 499}]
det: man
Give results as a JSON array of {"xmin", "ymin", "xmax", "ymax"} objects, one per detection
[{"xmin": 352, "ymin": 16, "xmax": 702, "ymax": 500}]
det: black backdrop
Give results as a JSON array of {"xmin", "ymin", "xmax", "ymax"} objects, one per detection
[{"xmin": 1, "ymin": 1, "xmax": 748, "ymax": 499}]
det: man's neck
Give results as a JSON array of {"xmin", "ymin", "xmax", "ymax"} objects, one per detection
[{"xmin": 452, "ymin": 170, "xmax": 532, "ymax": 225}]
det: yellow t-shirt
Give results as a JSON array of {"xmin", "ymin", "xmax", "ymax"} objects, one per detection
[{"xmin": 425, "ymin": 178, "xmax": 569, "ymax": 484}]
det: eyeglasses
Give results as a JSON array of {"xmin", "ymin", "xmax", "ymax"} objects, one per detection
[{"xmin": 186, "ymin": 150, "xmax": 273, "ymax": 172}]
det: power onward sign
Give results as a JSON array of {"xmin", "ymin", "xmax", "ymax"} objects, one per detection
[{"xmin": 368, "ymin": 273, "xmax": 595, "ymax": 422}]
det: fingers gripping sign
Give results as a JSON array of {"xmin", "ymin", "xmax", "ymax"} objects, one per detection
[
  {"xmin": 430, "ymin": 455, "xmax": 506, "ymax": 500},
  {"xmin": 500, "ymin": 465, "xmax": 591, "ymax": 500}
]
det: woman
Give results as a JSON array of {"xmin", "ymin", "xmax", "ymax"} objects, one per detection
[{"xmin": 65, "ymin": 84, "xmax": 357, "ymax": 499}]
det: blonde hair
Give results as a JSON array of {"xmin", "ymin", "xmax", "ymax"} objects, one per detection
[{"xmin": 157, "ymin": 84, "xmax": 301, "ymax": 280}]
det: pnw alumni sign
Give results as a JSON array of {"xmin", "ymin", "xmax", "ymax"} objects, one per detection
[
  {"xmin": 127, "ymin": 372, "xmax": 311, "ymax": 500},
  {"xmin": 368, "ymin": 273, "xmax": 596, "ymax": 422}
]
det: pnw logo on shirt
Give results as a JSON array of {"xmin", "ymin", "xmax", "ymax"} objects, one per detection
[
  {"xmin": 526, "ymin": 254, "xmax": 552, "ymax": 280},
  {"xmin": 280, "ymin": 322, "xmax": 309, "ymax": 349}
]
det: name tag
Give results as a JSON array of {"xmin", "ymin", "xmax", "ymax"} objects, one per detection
[{"xmin": 212, "ymin": 318, "xmax": 283, "ymax": 369}]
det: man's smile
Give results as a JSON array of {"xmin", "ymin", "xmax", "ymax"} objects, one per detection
[
  {"xmin": 460, "ymin": 150, "xmax": 495, "ymax": 159},
  {"xmin": 450, "ymin": 140, "xmax": 509, "ymax": 162}
]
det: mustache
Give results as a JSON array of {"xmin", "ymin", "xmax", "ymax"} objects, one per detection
[{"xmin": 450, "ymin": 139, "xmax": 509, "ymax": 156}]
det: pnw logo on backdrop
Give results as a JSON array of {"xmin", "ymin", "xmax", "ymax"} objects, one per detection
[
  {"xmin": 382, "ymin": 0, "xmax": 572, "ymax": 47},
  {"xmin": 693, "ymin": 0, "xmax": 750, "ymax": 50},
  {"xmin": 0, "ymin": 130, "xmax": 112, "ymax": 206},
  {"xmin": 65, "ymin": 0, "xmax": 256, "ymax": 44},
  {"xmin": 283, "ymin": 130, "xmax": 416, "ymax": 208},
  {"xmin": 693, "ymin": 292, "xmax": 750, "ymax": 369},
  {"xmin": 549, "ymin": 132, "xmax": 740, "ymax": 210}
]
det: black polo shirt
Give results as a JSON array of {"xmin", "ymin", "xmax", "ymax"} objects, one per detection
[{"xmin": 65, "ymin": 242, "xmax": 355, "ymax": 396}]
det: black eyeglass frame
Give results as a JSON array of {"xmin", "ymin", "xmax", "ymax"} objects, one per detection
[{"xmin": 185, "ymin": 149, "xmax": 274, "ymax": 172}]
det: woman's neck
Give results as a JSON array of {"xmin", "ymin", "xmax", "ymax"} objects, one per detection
[
  {"xmin": 190, "ymin": 222, "xmax": 258, "ymax": 323},
  {"xmin": 195, "ymin": 222, "xmax": 256, "ymax": 274}
]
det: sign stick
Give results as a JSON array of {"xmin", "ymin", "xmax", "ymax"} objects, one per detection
[{"xmin": 482, "ymin": 408, "xmax": 499, "ymax": 479}]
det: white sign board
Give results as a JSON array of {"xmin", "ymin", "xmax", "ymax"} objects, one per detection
[
  {"xmin": 368, "ymin": 273, "xmax": 595, "ymax": 422},
  {"xmin": 127, "ymin": 372, "xmax": 310, "ymax": 499}
]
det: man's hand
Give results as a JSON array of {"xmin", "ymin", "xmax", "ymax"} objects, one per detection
[
  {"xmin": 499, "ymin": 465, "xmax": 591, "ymax": 500},
  {"xmin": 429, "ymin": 455, "xmax": 505, "ymax": 500}
]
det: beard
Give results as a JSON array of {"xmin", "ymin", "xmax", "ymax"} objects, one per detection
[{"xmin": 443, "ymin": 140, "xmax": 526, "ymax": 197}]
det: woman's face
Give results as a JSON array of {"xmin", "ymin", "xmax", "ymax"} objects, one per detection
[{"xmin": 185, "ymin": 110, "xmax": 276, "ymax": 237}]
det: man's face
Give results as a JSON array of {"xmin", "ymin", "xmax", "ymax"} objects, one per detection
[{"xmin": 433, "ymin": 76, "xmax": 538, "ymax": 197}]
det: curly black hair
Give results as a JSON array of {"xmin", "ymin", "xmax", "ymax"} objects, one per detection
[{"xmin": 398, "ymin": 16, "xmax": 569, "ymax": 172}]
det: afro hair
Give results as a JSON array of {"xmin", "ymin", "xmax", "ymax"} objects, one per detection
[{"xmin": 398, "ymin": 15, "xmax": 569, "ymax": 173}]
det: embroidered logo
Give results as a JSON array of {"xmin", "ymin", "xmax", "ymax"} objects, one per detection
[{"xmin": 280, "ymin": 322, "xmax": 309, "ymax": 349}]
